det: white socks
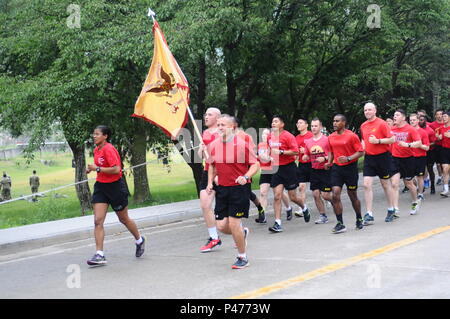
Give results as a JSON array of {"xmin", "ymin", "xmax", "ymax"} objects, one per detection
[
  {"xmin": 135, "ymin": 236, "xmax": 143, "ymax": 245},
  {"xmin": 208, "ymin": 227, "xmax": 219, "ymax": 240},
  {"xmin": 96, "ymin": 250, "xmax": 104, "ymax": 257},
  {"xmin": 275, "ymin": 219, "xmax": 281, "ymax": 225}
]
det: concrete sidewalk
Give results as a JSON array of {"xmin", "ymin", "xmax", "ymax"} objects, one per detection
[{"xmin": 0, "ymin": 198, "xmax": 205, "ymax": 255}]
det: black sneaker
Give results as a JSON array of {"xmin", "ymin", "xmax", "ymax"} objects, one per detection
[
  {"xmin": 286, "ymin": 208, "xmax": 293, "ymax": 221},
  {"xmin": 356, "ymin": 218, "xmax": 364, "ymax": 230},
  {"xmin": 332, "ymin": 222, "xmax": 347, "ymax": 234},
  {"xmin": 232, "ymin": 257, "xmax": 249, "ymax": 269},
  {"xmin": 87, "ymin": 253, "xmax": 107, "ymax": 266},
  {"xmin": 401, "ymin": 186, "xmax": 409, "ymax": 193},
  {"xmin": 135, "ymin": 236, "xmax": 146, "ymax": 257},
  {"xmin": 255, "ymin": 210, "xmax": 267, "ymax": 224},
  {"xmin": 303, "ymin": 207, "xmax": 311, "ymax": 223},
  {"xmin": 269, "ymin": 222, "xmax": 283, "ymax": 233}
]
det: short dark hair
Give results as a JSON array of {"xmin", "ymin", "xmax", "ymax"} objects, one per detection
[
  {"xmin": 395, "ymin": 109, "xmax": 406, "ymax": 117},
  {"xmin": 33, "ymin": 170, "xmax": 36, "ymax": 174},
  {"xmin": 435, "ymin": 109, "xmax": 444, "ymax": 114},
  {"xmin": 334, "ymin": 114, "xmax": 347, "ymax": 123},
  {"xmin": 95, "ymin": 125, "xmax": 112, "ymax": 142},
  {"xmin": 272, "ymin": 115, "xmax": 285, "ymax": 123},
  {"xmin": 311, "ymin": 117, "xmax": 322, "ymax": 125},
  {"xmin": 297, "ymin": 118, "xmax": 308, "ymax": 124}
]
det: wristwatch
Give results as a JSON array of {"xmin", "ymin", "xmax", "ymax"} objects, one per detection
[
  {"xmin": 280, "ymin": 150, "xmax": 284, "ymax": 155},
  {"xmin": 347, "ymin": 156, "xmax": 352, "ymax": 162},
  {"xmin": 96, "ymin": 167, "xmax": 101, "ymax": 173},
  {"xmin": 244, "ymin": 175, "xmax": 250, "ymax": 180}
]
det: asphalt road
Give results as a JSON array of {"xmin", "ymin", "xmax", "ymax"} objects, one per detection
[{"xmin": 1, "ymin": 185, "xmax": 450, "ymax": 299}]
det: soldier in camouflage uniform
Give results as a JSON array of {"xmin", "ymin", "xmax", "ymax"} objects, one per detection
[
  {"xmin": 1, "ymin": 172, "xmax": 12, "ymax": 201},
  {"xmin": 29, "ymin": 170, "xmax": 40, "ymax": 202}
]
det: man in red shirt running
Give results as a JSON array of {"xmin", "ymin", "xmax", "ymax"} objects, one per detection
[
  {"xmin": 326, "ymin": 114, "xmax": 365, "ymax": 233},
  {"xmin": 198, "ymin": 107, "xmax": 222, "ymax": 253},
  {"xmin": 294, "ymin": 118, "xmax": 313, "ymax": 218},
  {"xmin": 429, "ymin": 109, "xmax": 445, "ymax": 186},
  {"xmin": 436, "ymin": 111, "xmax": 450, "ymax": 197},
  {"xmin": 206, "ymin": 114, "xmax": 260, "ymax": 269},
  {"xmin": 391, "ymin": 109, "xmax": 422, "ymax": 217},
  {"xmin": 409, "ymin": 113, "xmax": 430, "ymax": 203},
  {"xmin": 303, "ymin": 118, "xmax": 334, "ymax": 225},
  {"xmin": 268, "ymin": 115, "xmax": 309, "ymax": 233},
  {"xmin": 419, "ymin": 115, "xmax": 437, "ymax": 194},
  {"xmin": 360, "ymin": 102, "xmax": 396, "ymax": 225}
]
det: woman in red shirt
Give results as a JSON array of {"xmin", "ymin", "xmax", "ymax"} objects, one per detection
[{"xmin": 86, "ymin": 125, "xmax": 145, "ymax": 266}]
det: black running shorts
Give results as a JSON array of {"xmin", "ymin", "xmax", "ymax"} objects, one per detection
[
  {"xmin": 415, "ymin": 156, "xmax": 427, "ymax": 177},
  {"xmin": 440, "ymin": 147, "xmax": 450, "ymax": 164},
  {"xmin": 200, "ymin": 170, "xmax": 218, "ymax": 192},
  {"xmin": 259, "ymin": 172, "xmax": 273, "ymax": 185},
  {"xmin": 310, "ymin": 169, "xmax": 332, "ymax": 192},
  {"xmin": 297, "ymin": 162, "xmax": 312, "ymax": 183},
  {"xmin": 331, "ymin": 162, "xmax": 359, "ymax": 190},
  {"xmin": 391, "ymin": 156, "xmax": 416, "ymax": 180},
  {"xmin": 271, "ymin": 162, "xmax": 299, "ymax": 190},
  {"xmin": 92, "ymin": 178, "xmax": 128, "ymax": 212},
  {"xmin": 363, "ymin": 152, "xmax": 391, "ymax": 179},
  {"xmin": 214, "ymin": 184, "xmax": 250, "ymax": 220}
]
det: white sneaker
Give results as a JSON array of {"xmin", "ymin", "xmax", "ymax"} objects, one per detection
[
  {"xmin": 315, "ymin": 214, "xmax": 329, "ymax": 224},
  {"xmin": 441, "ymin": 190, "xmax": 449, "ymax": 197},
  {"xmin": 294, "ymin": 210, "xmax": 304, "ymax": 218},
  {"xmin": 410, "ymin": 202, "xmax": 419, "ymax": 215}
]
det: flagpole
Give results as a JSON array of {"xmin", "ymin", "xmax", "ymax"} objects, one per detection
[{"xmin": 147, "ymin": 9, "xmax": 208, "ymax": 159}]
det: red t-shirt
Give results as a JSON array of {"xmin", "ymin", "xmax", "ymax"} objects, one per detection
[
  {"xmin": 412, "ymin": 127, "xmax": 429, "ymax": 157},
  {"xmin": 268, "ymin": 130, "xmax": 299, "ymax": 166},
  {"xmin": 328, "ymin": 130, "xmax": 364, "ymax": 166},
  {"xmin": 257, "ymin": 142, "xmax": 272, "ymax": 171},
  {"xmin": 360, "ymin": 118, "xmax": 393, "ymax": 155},
  {"xmin": 94, "ymin": 142, "xmax": 122, "ymax": 183},
  {"xmin": 304, "ymin": 135, "xmax": 330, "ymax": 170},
  {"xmin": 437, "ymin": 125, "xmax": 450, "ymax": 149},
  {"xmin": 296, "ymin": 131, "xmax": 314, "ymax": 163},
  {"xmin": 429, "ymin": 121, "xmax": 444, "ymax": 146},
  {"xmin": 391, "ymin": 124, "xmax": 421, "ymax": 158},
  {"xmin": 207, "ymin": 135, "xmax": 257, "ymax": 186},
  {"xmin": 424, "ymin": 125, "xmax": 437, "ymax": 150},
  {"xmin": 202, "ymin": 129, "xmax": 219, "ymax": 171}
]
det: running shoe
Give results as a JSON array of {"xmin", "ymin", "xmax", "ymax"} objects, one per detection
[
  {"xmin": 268, "ymin": 222, "xmax": 283, "ymax": 233},
  {"xmin": 314, "ymin": 214, "xmax": 328, "ymax": 224},
  {"xmin": 356, "ymin": 218, "xmax": 364, "ymax": 230},
  {"xmin": 232, "ymin": 257, "xmax": 249, "ymax": 269},
  {"xmin": 363, "ymin": 213, "xmax": 374, "ymax": 225},
  {"xmin": 393, "ymin": 208, "xmax": 400, "ymax": 219},
  {"xmin": 294, "ymin": 210, "xmax": 304, "ymax": 218},
  {"xmin": 401, "ymin": 186, "xmax": 409, "ymax": 193},
  {"xmin": 286, "ymin": 208, "xmax": 293, "ymax": 221},
  {"xmin": 410, "ymin": 202, "xmax": 419, "ymax": 215},
  {"xmin": 200, "ymin": 237, "xmax": 222, "ymax": 253},
  {"xmin": 385, "ymin": 210, "xmax": 395, "ymax": 222},
  {"xmin": 255, "ymin": 210, "xmax": 267, "ymax": 224},
  {"xmin": 87, "ymin": 254, "xmax": 107, "ymax": 266},
  {"xmin": 332, "ymin": 222, "xmax": 347, "ymax": 234},
  {"xmin": 417, "ymin": 194, "xmax": 424, "ymax": 202},
  {"xmin": 437, "ymin": 177, "xmax": 442, "ymax": 185},
  {"xmin": 303, "ymin": 207, "xmax": 311, "ymax": 223},
  {"xmin": 440, "ymin": 190, "xmax": 449, "ymax": 197},
  {"xmin": 135, "ymin": 236, "xmax": 146, "ymax": 257},
  {"xmin": 424, "ymin": 179, "xmax": 430, "ymax": 189}
]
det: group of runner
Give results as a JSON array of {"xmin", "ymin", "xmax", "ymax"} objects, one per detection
[
  {"xmin": 197, "ymin": 103, "xmax": 450, "ymax": 269},
  {"xmin": 83, "ymin": 104, "xmax": 449, "ymax": 269}
]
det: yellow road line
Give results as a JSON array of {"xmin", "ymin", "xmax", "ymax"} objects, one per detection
[{"xmin": 231, "ymin": 225, "xmax": 450, "ymax": 299}]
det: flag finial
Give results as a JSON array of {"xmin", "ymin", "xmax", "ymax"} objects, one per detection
[{"xmin": 148, "ymin": 8, "xmax": 156, "ymax": 19}]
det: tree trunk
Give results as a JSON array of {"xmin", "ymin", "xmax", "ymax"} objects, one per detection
[
  {"xmin": 130, "ymin": 128, "xmax": 151, "ymax": 203},
  {"xmin": 69, "ymin": 142, "xmax": 92, "ymax": 215}
]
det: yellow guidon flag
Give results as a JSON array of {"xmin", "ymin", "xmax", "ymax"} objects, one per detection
[{"xmin": 133, "ymin": 20, "xmax": 189, "ymax": 138}]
